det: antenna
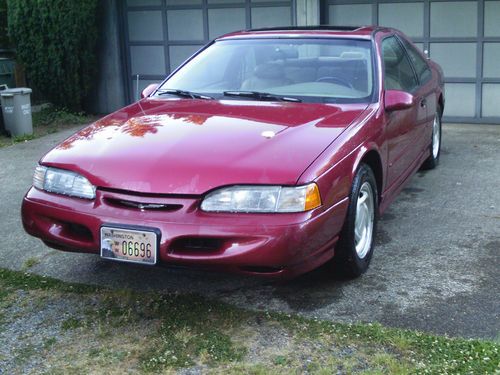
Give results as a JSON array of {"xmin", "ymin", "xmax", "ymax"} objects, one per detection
[{"xmin": 135, "ymin": 74, "xmax": 140, "ymax": 101}]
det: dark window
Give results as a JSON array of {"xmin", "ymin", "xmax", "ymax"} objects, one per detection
[
  {"xmin": 399, "ymin": 37, "xmax": 432, "ymax": 85},
  {"xmin": 382, "ymin": 36, "xmax": 418, "ymax": 92}
]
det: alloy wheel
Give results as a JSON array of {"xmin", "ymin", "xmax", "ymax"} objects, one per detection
[
  {"xmin": 432, "ymin": 113, "xmax": 441, "ymax": 159},
  {"xmin": 354, "ymin": 182, "xmax": 375, "ymax": 259}
]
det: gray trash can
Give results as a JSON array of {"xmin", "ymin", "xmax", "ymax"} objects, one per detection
[{"xmin": 0, "ymin": 87, "xmax": 33, "ymax": 137}]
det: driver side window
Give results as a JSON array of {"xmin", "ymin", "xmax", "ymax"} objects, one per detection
[{"xmin": 382, "ymin": 36, "xmax": 418, "ymax": 92}]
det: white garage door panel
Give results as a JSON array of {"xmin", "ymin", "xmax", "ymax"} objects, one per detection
[
  {"xmin": 251, "ymin": 6, "xmax": 292, "ymax": 28},
  {"xmin": 169, "ymin": 45, "xmax": 203, "ymax": 72},
  {"xmin": 209, "ymin": 0, "xmax": 245, "ymax": 3},
  {"xmin": 444, "ymin": 83, "xmax": 476, "ymax": 117},
  {"xmin": 482, "ymin": 84, "xmax": 500, "ymax": 117},
  {"xmin": 430, "ymin": 43, "xmax": 476, "ymax": 78},
  {"xmin": 329, "ymin": 4, "xmax": 372, "ymax": 26},
  {"xmin": 167, "ymin": 10, "xmax": 204, "ymax": 41},
  {"xmin": 130, "ymin": 46, "xmax": 166, "ymax": 76},
  {"xmin": 127, "ymin": 0, "xmax": 161, "ymax": 6},
  {"xmin": 128, "ymin": 11, "xmax": 163, "ymax": 42},
  {"xmin": 483, "ymin": 43, "xmax": 500, "ymax": 78},
  {"xmin": 208, "ymin": 8, "xmax": 247, "ymax": 39},
  {"xmin": 379, "ymin": 3, "xmax": 424, "ymax": 38},
  {"xmin": 167, "ymin": 0, "xmax": 201, "ymax": 4},
  {"xmin": 485, "ymin": 1, "xmax": 500, "ymax": 37},
  {"xmin": 430, "ymin": 1, "xmax": 477, "ymax": 37}
]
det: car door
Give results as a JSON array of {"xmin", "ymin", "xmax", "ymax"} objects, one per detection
[
  {"xmin": 382, "ymin": 36, "xmax": 421, "ymax": 188},
  {"xmin": 398, "ymin": 36, "xmax": 436, "ymax": 155}
]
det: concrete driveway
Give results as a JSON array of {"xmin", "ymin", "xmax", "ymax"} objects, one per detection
[{"xmin": 0, "ymin": 123, "xmax": 499, "ymax": 340}]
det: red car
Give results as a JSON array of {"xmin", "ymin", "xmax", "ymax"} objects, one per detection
[{"xmin": 22, "ymin": 26, "xmax": 444, "ymax": 278}]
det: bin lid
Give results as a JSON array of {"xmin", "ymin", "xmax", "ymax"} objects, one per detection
[{"xmin": 0, "ymin": 87, "xmax": 32, "ymax": 96}]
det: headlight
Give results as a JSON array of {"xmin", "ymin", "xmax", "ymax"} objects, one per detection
[
  {"xmin": 200, "ymin": 183, "xmax": 321, "ymax": 213},
  {"xmin": 33, "ymin": 165, "xmax": 96, "ymax": 200}
]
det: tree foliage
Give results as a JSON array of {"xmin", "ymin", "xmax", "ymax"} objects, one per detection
[
  {"xmin": 0, "ymin": 0, "xmax": 9, "ymax": 48},
  {"xmin": 7, "ymin": 0, "xmax": 98, "ymax": 110}
]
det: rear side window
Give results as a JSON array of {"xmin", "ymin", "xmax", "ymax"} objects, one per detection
[
  {"xmin": 382, "ymin": 36, "xmax": 418, "ymax": 92},
  {"xmin": 399, "ymin": 37, "xmax": 432, "ymax": 85}
]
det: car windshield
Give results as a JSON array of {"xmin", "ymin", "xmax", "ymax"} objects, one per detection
[{"xmin": 157, "ymin": 38, "xmax": 374, "ymax": 103}]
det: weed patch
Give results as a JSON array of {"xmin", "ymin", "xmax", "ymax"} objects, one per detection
[{"xmin": 22, "ymin": 257, "xmax": 40, "ymax": 270}]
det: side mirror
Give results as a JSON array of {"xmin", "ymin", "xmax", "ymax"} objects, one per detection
[
  {"xmin": 384, "ymin": 90, "xmax": 415, "ymax": 111},
  {"xmin": 141, "ymin": 83, "xmax": 159, "ymax": 99}
]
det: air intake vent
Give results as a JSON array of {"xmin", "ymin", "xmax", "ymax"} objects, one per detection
[
  {"xmin": 105, "ymin": 198, "xmax": 183, "ymax": 212},
  {"xmin": 170, "ymin": 237, "xmax": 222, "ymax": 253}
]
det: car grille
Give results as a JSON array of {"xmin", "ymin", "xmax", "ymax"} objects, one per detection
[{"xmin": 105, "ymin": 198, "xmax": 183, "ymax": 212}]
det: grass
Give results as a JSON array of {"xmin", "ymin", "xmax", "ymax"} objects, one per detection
[
  {"xmin": 22, "ymin": 257, "xmax": 40, "ymax": 270},
  {"xmin": 0, "ymin": 268, "xmax": 100, "ymax": 294},
  {"xmin": 0, "ymin": 268, "xmax": 498, "ymax": 374},
  {"xmin": 61, "ymin": 317, "xmax": 84, "ymax": 331},
  {"xmin": 0, "ymin": 106, "xmax": 93, "ymax": 148}
]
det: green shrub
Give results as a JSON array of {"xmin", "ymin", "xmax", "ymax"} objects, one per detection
[
  {"xmin": 0, "ymin": 0, "xmax": 8, "ymax": 48},
  {"xmin": 7, "ymin": 0, "xmax": 98, "ymax": 111}
]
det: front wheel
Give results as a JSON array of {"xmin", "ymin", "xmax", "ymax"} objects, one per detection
[
  {"xmin": 333, "ymin": 163, "xmax": 378, "ymax": 278},
  {"xmin": 421, "ymin": 106, "xmax": 442, "ymax": 170}
]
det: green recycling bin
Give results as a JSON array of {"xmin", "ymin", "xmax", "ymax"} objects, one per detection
[{"xmin": 0, "ymin": 87, "xmax": 33, "ymax": 137}]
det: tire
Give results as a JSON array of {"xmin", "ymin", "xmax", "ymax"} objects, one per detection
[
  {"xmin": 421, "ymin": 106, "xmax": 442, "ymax": 170},
  {"xmin": 333, "ymin": 163, "xmax": 378, "ymax": 278}
]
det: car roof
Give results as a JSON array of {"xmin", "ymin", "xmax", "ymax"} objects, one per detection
[{"xmin": 217, "ymin": 26, "xmax": 387, "ymax": 41}]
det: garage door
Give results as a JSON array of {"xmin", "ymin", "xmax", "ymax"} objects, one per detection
[
  {"xmin": 123, "ymin": 0, "xmax": 295, "ymax": 102},
  {"xmin": 325, "ymin": 0, "xmax": 500, "ymax": 124}
]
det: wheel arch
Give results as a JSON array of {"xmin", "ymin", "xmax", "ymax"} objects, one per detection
[
  {"xmin": 438, "ymin": 94, "xmax": 444, "ymax": 114},
  {"xmin": 353, "ymin": 148, "xmax": 384, "ymax": 205}
]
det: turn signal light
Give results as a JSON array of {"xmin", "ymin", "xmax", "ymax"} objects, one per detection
[{"xmin": 305, "ymin": 183, "xmax": 322, "ymax": 211}]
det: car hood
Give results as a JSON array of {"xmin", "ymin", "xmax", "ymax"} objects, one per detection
[{"xmin": 41, "ymin": 98, "xmax": 367, "ymax": 195}]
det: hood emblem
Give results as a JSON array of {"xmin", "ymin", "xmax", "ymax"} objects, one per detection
[
  {"xmin": 119, "ymin": 200, "xmax": 168, "ymax": 211},
  {"xmin": 261, "ymin": 130, "xmax": 276, "ymax": 139}
]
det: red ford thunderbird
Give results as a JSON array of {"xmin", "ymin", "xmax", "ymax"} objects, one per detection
[{"xmin": 22, "ymin": 26, "xmax": 444, "ymax": 278}]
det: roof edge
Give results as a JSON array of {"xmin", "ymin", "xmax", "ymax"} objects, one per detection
[
  {"xmin": 216, "ymin": 25, "xmax": 382, "ymax": 40},
  {"xmin": 246, "ymin": 26, "xmax": 365, "ymax": 32}
]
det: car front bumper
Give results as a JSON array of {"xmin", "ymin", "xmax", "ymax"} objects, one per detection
[{"xmin": 21, "ymin": 187, "xmax": 349, "ymax": 278}]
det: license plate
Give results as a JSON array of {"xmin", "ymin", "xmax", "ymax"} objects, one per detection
[{"xmin": 100, "ymin": 226, "xmax": 158, "ymax": 265}]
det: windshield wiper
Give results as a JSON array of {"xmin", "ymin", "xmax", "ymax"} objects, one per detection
[
  {"xmin": 223, "ymin": 91, "xmax": 301, "ymax": 103},
  {"xmin": 156, "ymin": 89, "xmax": 214, "ymax": 100}
]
